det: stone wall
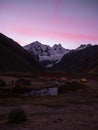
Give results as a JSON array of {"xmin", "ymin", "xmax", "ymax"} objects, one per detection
[{"xmin": 24, "ymin": 87, "xmax": 58, "ymax": 96}]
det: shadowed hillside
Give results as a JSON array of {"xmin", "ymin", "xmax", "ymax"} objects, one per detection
[
  {"xmin": 0, "ymin": 33, "xmax": 42, "ymax": 72},
  {"xmin": 52, "ymin": 45, "xmax": 98, "ymax": 74}
]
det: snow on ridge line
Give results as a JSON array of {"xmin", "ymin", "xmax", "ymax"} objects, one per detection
[
  {"xmin": 24, "ymin": 41, "xmax": 70, "ymax": 62},
  {"xmin": 24, "ymin": 42, "xmax": 93, "ymax": 68}
]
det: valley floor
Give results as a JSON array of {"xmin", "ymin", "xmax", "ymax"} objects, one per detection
[{"xmin": 0, "ymin": 78, "xmax": 98, "ymax": 130}]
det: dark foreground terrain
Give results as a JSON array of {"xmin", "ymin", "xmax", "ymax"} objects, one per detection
[{"xmin": 0, "ymin": 79, "xmax": 98, "ymax": 130}]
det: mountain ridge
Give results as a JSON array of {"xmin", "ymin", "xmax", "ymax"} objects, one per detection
[
  {"xmin": 51, "ymin": 45, "xmax": 98, "ymax": 74},
  {"xmin": 24, "ymin": 41, "xmax": 95, "ymax": 68},
  {"xmin": 0, "ymin": 32, "xmax": 97, "ymax": 74}
]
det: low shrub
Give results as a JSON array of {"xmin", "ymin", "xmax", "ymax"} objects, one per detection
[{"xmin": 8, "ymin": 108, "xmax": 27, "ymax": 123}]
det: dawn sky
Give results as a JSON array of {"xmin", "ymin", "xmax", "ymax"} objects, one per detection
[{"xmin": 0, "ymin": 0, "xmax": 98, "ymax": 49}]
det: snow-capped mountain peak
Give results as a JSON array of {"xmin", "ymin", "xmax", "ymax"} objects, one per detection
[
  {"xmin": 53, "ymin": 43, "xmax": 62, "ymax": 48},
  {"xmin": 52, "ymin": 44, "xmax": 68, "ymax": 54},
  {"xmin": 24, "ymin": 42, "xmax": 70, "ymax": 67},
  {"xmin": 24, "ymin": 41, "xmax": 52, "ymax": 56}
]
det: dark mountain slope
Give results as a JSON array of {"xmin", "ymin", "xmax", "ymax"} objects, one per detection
[
  {"xmin": 52, "ymin": 45, "xmax": 98, "ymax": 74},
  {"xmin": 88, "ymin": 55, "xmax": 98, "ymax": 74},
  {"xmin": 0, "ymin": 33, "xmax": 42, "ymax": 72}
]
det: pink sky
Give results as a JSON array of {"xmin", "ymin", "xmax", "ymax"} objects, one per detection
[{"xmin": 0, "ymin": 0, "xmax": 98, "ymax": 49}]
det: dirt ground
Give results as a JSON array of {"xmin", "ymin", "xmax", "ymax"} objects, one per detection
[{"xmin": 0, "ymin": 79, "xmax": 98, "ymax": 130}]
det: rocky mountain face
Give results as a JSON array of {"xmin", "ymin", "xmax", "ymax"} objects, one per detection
[
  {"xmin": 0, "ymin": 33, "xmax": 42, "ymax": 72},
  {"xmin": 24, "ymin": 41, "xmax": 70, "ymax": 68}
]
